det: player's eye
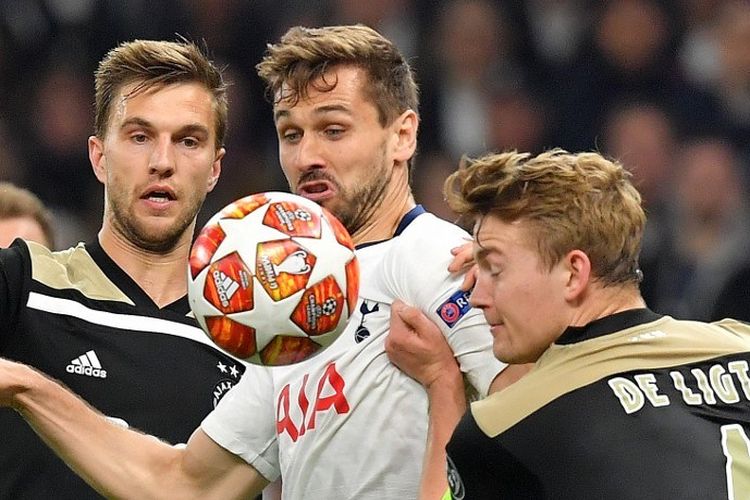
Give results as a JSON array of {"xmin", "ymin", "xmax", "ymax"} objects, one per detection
[
  {"xmin": 281, "ymin": 130, "xmax": 301, "ymax": 143},
  {"xmin": 181, "ymin": 137, "xmax": 199, "ymax": 148},
  {"xmin": 324, "ymin": 127, "xmax": 345, "ymax": 138},
  {"xmin": 132, "ymin": 133, "xmax": 148, "ymax": 144}
]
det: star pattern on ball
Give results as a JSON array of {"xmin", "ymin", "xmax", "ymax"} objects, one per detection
[
  {"xmin": 292, "ymin": 217, "xmax": 355, "ymax": 292},
  {"xmin": 214, "ymin": 203, "xmax": 290, "ymax": 267},
  {"xmin": 189, "ymin": 265, "xmax": 224, "ymax": 329},
  {"xmin": 228, "ymin": 277, "xmax": 308, "ymax": 351}
]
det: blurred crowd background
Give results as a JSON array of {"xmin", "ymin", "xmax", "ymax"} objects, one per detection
[{"xmin": 1, "ymin": 0, "xmax": 750, "ymax": 321}]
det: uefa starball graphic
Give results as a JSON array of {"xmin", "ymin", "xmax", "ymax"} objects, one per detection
[{"xmin": 188, "ymin": 192, "xmax": 359, "ymax": 366}]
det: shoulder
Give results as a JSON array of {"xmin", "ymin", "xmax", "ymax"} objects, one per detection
[
  {"xmin": 398, "ymin": 212, "xmax": 469, "ymax": 244},
  {"xmin": 389, "ymin": 212, "xmax": 470, "ymax": 265},
  {"xmin": 472, "ymin": 316, "xmax": 750, "ymax": 437},
  {"xmin": 28, "ymin": 242, "xmax": 133, "ymax": 304}
]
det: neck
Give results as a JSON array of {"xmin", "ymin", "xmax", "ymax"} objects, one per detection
[
  {"xmin": 568, "ymin": 284, "xmax": 647, "ymax": 329},
  {"xmin": 98, "ymin": 224, "xmax": 192, "ymax": 308},
  {"xmin": 350, "ymin": 175, "xmax": 416, "ymax": 245}
]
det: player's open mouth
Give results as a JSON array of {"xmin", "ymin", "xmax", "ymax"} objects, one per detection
[
  {"xmin": 297, "ymin": 181, "xmax": 334, "ymax": 202},
  {"xmin": 141, "ymin": 186, "xmax": 176, "ymax": 203}
]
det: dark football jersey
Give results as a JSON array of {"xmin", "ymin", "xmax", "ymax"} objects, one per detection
[
  {"xmin": 446, "ymin": 309, "xmax": 750, "ymax": 499},
  {"xmin": 0, "ymin": 239, "xmax": 248, "ymax": 499}
]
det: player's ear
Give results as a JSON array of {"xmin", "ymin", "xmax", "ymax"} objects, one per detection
[
  {"xmin": 207, "ymin": 147, "xmax": 225, "ymax": 193},
  {"xmin": 562, "ymin": 249, "xmax": 591, "ymax": 302},
  {"xmin": 392, "ymin": 109, "xmax": 418, "ymax": 164},
  {"xmin": 88, "ymin": 135, "xmax": 107, "ymax": 184}
]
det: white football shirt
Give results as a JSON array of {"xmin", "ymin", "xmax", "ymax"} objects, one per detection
[{"xmin": 202, "ymin": 207, "xmax": 505, "ymax": 499}]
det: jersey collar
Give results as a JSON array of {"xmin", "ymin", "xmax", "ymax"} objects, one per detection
[
  {"xmin": 85, "ymin": 239, "xmax": 190, "ymax": 314},
  {"xmin": 356, "ymin": 204, "xmax": 427, "ymax": 250},
  {"xmin": 555, "ymin": 308, "xmax": 663, "ymax": 345}
]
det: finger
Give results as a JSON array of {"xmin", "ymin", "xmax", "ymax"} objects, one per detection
[
  {"xmin": 460, "ymin": 265, "xmax": 477, "ymax": 291},
  {"xmin": 394, "ymin": 303, "xmax": 429, "ymax": 331},
  {"xmin": 447, "ymin": 258, "xmax": 470, "ymax": 273}
]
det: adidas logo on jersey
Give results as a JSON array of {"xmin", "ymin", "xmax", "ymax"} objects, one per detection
[
  {"xmin": 212, "ymin": 270, "xmax": 240, "ymax": 308},
  {"xmin": 66, "ymin": 350, "xmax": 107, "ymax": 379}
]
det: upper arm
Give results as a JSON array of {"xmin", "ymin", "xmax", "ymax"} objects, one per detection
[
  {"xmin": 0, "ymin": 242, "xmax": 29, "ymax": 346},
  {"xmin": 382, "ymin": 228, "xmax": 504, "ymax": 396},
  {"xmin": 179, "ymin": 429, "xmax": 269, "ymax": 499}
]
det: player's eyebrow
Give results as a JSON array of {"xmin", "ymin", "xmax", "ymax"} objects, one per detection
[
  {"xmin": 119, "ymin": 117, "xmax": 209, "ymax": 138},
  {"xmin": 274, "ymin": 104, "xmax": 353, "ymax": 123},
  {"xmin": 472, "ymin": 244, "xmax": 489, "ymax": 266},
  {"xmin": 174, "ymin": 123, "xmax": 210, "ymax": 138},
  {"xmin": 120, "ymin": 117, "xmax": 153, "ymax": 130}
]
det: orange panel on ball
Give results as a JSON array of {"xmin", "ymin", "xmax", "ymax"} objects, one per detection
[
  {"xmin": 205, "ymin": 316, "xmax": 257, "ymax": 358},
  {"xmin": 219, "ymin": 192, "xmax": 269, "ymax": 219},
  {"xmin": 256, "ymin": 239, "xmax": 315, "ymax": 301},
  {"xmin": 323, "ymin": 207, "xmax": 355, "ymax": 250},
  {"xmin": 345, "ymin": 258, "xmax": 359, "ymax": 315},
  {"xmin": 263, "ymin": 201, "xmax": 322, "ymax": 237},
  {"xmin": 291, "ymin": 275, "xmax": 344, "ymax": 336},
  {"xmin": 260, "ymin": 335, "xmax": 321, "ymax": 366},
  {"xmin": 203, "ymin": 252, "xmax": 254, "ymax": 314},
  {"xmin": 189, "ymin": 223, "xmax": 226, "ymax": 279}
]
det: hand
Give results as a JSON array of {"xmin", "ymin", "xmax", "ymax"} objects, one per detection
[
  {"xmin": 447, "ymin": 241, "xmax": 477, "ymax": 291},
  {"xmin": 385, "ymin": 299, "xmax": 460, "ymax": 389}
]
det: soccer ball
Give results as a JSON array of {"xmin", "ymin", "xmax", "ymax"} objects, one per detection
[{"xmin": 188, "ymin": 191, "xmax": 359, "ymax": 366}]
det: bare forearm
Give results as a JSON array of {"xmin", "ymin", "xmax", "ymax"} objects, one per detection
[
  {"xmin": 11, "ymin": 362, "xmax": 182, "ymax": 498},
  {"xmin": 419, "ymin": 368, "xmax": 467, "ymax": 500}
]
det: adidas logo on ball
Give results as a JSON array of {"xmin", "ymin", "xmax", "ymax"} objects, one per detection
[{"xmin": 212, "ymin": 270, "xmax": 240, "ymax": 307}]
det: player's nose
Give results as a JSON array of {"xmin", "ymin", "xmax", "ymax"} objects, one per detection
[
  {"xmin": 149, "ymin": 136, "xmax": 176, "ymax": 177},
  {"xmin": 292, "ymin": 134, "xmax": 326, "ymax": 173},
  {"xmin": 469, "ymin": 273, "xmax": 491, "ymax": 309}
]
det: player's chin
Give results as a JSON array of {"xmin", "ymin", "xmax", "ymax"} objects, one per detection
[
  {"xmin": 136, "ymin": 221, "xmax": 186, "ymax": 250},
  {"xmin": 494, "ymin": 341, "xmax": 533, "ymax": 365}
]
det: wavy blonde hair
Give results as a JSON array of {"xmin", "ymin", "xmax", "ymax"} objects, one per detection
[{"xmin": 445, "ymin": 149, "xmax": 646, "ymax": 285}]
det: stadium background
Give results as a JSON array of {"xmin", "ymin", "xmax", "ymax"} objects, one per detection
[{"xmin": 1, "ymin": 0, "xmax": 749, "ymax": 321}]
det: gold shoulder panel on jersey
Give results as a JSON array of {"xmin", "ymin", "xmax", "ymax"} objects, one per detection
[
  {"xmin": 472, "ymin": 316, "xmax": 750, "ymax": 437},
  {"xmin": 27, "ymin": 241, "xmax": 134, "ymax": 305}
]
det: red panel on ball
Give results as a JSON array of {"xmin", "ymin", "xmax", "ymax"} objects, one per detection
[
  {"xmin": 205, "ymin": 316, "xmax": 257, "ymax": 358},
  {"xmin": 256, "ymin": 239, "xmax": 315, "ymax": 301},
  {"xmin": 203, "ymin": 252, "xmax": 254, "ymax": 314},
  {"xmin": 345, "ymin": 258, "xmax": 359, "ymax": 315},
  {"xmin": 291, "ymin": 275, "xmax": 344, "ymax": 336},
  {"xmin": 189, "ymin": 223, "xmax": 226, "ymax": 279},
  {"xmin": 260, "ymin": 335, "xmax": 321, "ymax": 366},
  {"xmin": 323, "ymin": 207, "xmax": 355, "ymax": 250},
  {"xmin": 219, "ymin": 193, "xmax": 270, "ymax": 219},
  {"xmin": 263, "ymin": 201, "xmax": 322, "ymax": 238}
]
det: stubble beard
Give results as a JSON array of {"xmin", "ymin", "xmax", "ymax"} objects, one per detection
[
  {"xmin": 107, "ymin": 189, "xmax": 203, "ymax": 254},
  {"xmin": 326, "ymin": 146, "xmax": 392, "ymax": 237}
]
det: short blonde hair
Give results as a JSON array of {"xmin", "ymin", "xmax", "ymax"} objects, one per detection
[
  {"xmin": 445, "ymin": 149, "xmax": 646, "ymax": 285},
  {"xmin": 0, "ymin": 182, "xmax": 55, "ymax": 248},
  {"xmin": 94, "ymin": 39, "xmax": 228, "ymax": 149}
]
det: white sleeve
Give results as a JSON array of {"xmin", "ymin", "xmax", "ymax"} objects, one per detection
[
  {"xmin": 201, "ymin": 364, "xmax": 280, "ymax": 481},
  {"xmin": 384, "ymin": 217, "xmax": 505, "ymax": 396}
]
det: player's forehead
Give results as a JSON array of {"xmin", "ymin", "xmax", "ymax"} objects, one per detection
[
  {"xmin": 273, "ymin": 65, "xmax": 374, "ymax": 118},
  {"xmin": 473, "ymin": 216, "xmax": 530, "ymax": 260},
  {"xmin": 110, "ymin": 81, "xmax": 216, "ymax": 131}
]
